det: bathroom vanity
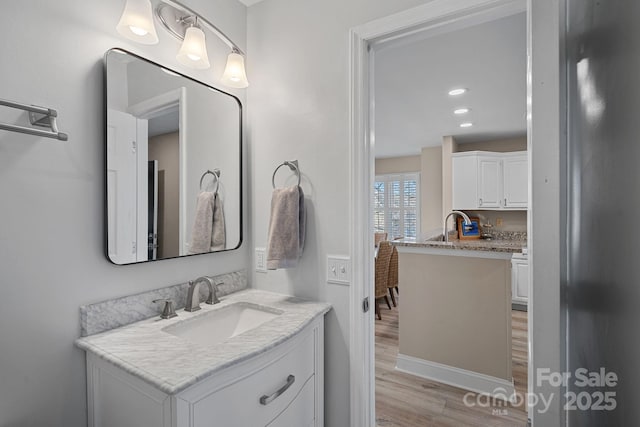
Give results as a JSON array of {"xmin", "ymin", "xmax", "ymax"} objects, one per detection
[{"xmin": 76, "ymin": 289, "xmax": 330, "ymax": 427}]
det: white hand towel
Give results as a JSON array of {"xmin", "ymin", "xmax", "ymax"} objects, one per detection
[
  {"xmin": 189, "ymin": 192, "xmax": 215, "ymax": 254},
  {"xmin": 211, "ymin": 192, "xmax": 226, "ymax": 251},
  {"xmin": 266, "ymin": 185, "xmax": 306, "ymax": 269},
  {"xmin": 188, "ymin": 191, "xmax": 226, "ymax": 254}
]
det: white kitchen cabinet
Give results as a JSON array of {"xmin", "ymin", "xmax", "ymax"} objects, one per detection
[
  {"xmin": 478, "ymin": 156, "xmax": 502, "ymax": 208},
  {"xmin": 451, "ymin": 154, "xmax": 479, "ymax": 210},
  {"xmin": 86, "ymin": 317, "xmax": 324, "ymax": 427},
  {"xmin": 503, "ymin": 155, "xmax": 528, "ymax": 208},
  {"xmin": 511, "ymin": 252, "xmax": 529, "ymax": 305},
  {"xmin": 452, "ymin": 151, "xmax": 528, "ymax": 210}
]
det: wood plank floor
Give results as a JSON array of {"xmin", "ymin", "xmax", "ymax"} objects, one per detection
[{"xmin": 375, "ymin": 294, "xmax": 528, "ymax": 427}]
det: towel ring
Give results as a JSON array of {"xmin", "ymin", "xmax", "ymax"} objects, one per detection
[
  {"xmin": 200, "ymin": 169, "xmax": 220, "ymax": 193},
  {"xmin": 272, "ymin": 160, "xmax": 301, "ymax": 189}
]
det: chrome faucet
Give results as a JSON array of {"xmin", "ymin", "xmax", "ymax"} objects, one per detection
[
  {"xmin": 443, "ymin": 210, "xmax": 472, "ymax": 243},
  {"xmin": 184, "ymin": 276, "xmax": 221, "ymax": 312}
]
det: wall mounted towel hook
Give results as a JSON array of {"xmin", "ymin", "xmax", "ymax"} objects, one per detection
[
  {"xmin": 199, "ymin": 169, "xmax": 220, "ymax": 193},
  {"xmin": 272, "ymin": 160, "xmax": 301, "ymax": 189}
]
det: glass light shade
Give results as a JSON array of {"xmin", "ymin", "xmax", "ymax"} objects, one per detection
[
  {"xmin": 221, "ymin": 51, "xmax": 249, "ymax": 88},
  {"xmin": 116, "ymin": 0, "xmax": 158, "ymax": 45},
  {"xmin": 176, "ymin": 27, "xmax": 210, "ymax": 69}
]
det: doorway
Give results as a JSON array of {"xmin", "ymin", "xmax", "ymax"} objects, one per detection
[
  {"xmin": 346, "ymin": 0, "xmax": 553, "ymax": 426},
  {"xmin": 372, "ymin": 10, "xmax": 528, "ymax": 425}
]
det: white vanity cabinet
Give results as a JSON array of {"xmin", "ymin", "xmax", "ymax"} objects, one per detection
[
  {"xmin": 511, "ymin": 252, "xmax": 529, "ymax": 305},
  {"xmin": 85, "ymin": 317, "xmax": 324, "ymax": 427},
  {"xmin": 452, "ymin": 151, "xmax": 528, "ymax": 210}
]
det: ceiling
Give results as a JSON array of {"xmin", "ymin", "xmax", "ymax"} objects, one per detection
[
  {"xmin": 237, "ymin": 0, "xmax": 265, "ymax": 6},
  {"xmin": 148, "ymin": 108, "xmax": 179, "ymax": 137},
  {"xmin": 374, "ymin": 12, "xmax": 527, "ymax": 158}
]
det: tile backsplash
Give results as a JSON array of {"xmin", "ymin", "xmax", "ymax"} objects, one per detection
[{"xmin": 80, "ymin": 270, "xmax": 247, "ymax": 337}]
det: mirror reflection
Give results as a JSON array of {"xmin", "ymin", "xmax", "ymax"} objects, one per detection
[{"xmin": 106, "ymin": 48, "xmax": 242, "ymax": 265}]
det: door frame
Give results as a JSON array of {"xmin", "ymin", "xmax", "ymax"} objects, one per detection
[
  {"xmin": 348, "ymin": 1, "xmax": 565, "ymax": 425},
  {"xmin": 128, "ymin": 87, "xmax": 187, "ymax": 255}
]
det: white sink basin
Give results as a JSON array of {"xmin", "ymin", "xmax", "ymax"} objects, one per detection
[{"xmin": 164, "ymin": 302, "xmax": 282, "ymax": 346}]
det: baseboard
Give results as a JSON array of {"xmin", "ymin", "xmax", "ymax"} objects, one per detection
[
  {"xmin": 512, "ymin": 302, "xmax": 528, "ymax": 312},
  {"xmin": 396, "ymin": 353, "xmax": 516, "ymax": 402}
]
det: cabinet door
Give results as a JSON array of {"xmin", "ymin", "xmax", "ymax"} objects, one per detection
[
  {"xmin": 477, "ymin": 157, "xmax": 502, "ymax": 208},
  {"xmin": 452, "ymin": 155, "xmax": 479, "ymax": 210},
  {"xmin": 503, "ymin": 155, "xmax": 528, "ymax": 208},
  {"xmin": 511, "ymin": 258, "xmax": 529, "ymax": 304}
]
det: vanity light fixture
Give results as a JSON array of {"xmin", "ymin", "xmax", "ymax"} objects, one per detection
[
  {"xmin": 176, "ymin": 19, "xmax": 210, "ymax": 69},
  {"xmin": 156, "ymin": 0, "xmax": 249, "ymax": 87},
  {"xmin": 454, "ymin": 108, "xmax": 470, "ymax": 115},
  {"xmin": 116, "ymin": 0, "xmax": 159, "ymax": 44},
  {"xmin": 221, "ymin": 49, "xmax": 249, "ymax": 88},
  {"xmin": 459, "ymin": 122, "xmax": 474, "ymax": 128},
  {"xmin": 448, "ymin": 88, "xmax": 467, "ymax": 96},
  {"xmin": 117, "ymin": 0, "xmax": 249, "ymax": 88}
]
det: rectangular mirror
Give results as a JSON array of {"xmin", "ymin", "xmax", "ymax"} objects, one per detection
[{"xmin": 105, "ymin": 48, "xmax": 242, "ymax": 265}]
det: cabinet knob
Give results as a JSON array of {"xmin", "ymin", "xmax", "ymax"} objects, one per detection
[{"xmin": 479, "ymin": 198, "xmax": 483, "ymax": 206}]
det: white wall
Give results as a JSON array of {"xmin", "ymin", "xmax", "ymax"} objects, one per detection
[
  {"xmin": 0, "ymin": 1, "xmax": 248, "ymax": 426},
  {"xmin": 247, "ymin": 0, "xmax": 431, "ymax": 425}
]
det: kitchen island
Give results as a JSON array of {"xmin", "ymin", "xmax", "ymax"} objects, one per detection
[{"xmin": 392, "ymin": 235, "xmax": 525, "ymax": 400}]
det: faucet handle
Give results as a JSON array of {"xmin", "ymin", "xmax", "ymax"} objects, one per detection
[
  {"xmin": 214, "ymin": 282, "xmax": 223, "ymax": 304},
  {"xmin": 152, "ymin": 299, "xmax": 178, "ymax": 319},
  {"xmin": 205, "ymin": 281, "xmax": 223, "ymax": 305}
]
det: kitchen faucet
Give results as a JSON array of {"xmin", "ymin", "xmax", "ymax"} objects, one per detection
[
  {"xmin": 185, "ymin": 276, "xmax": 221, "ymax": 312},
  {"xmin": 443, "ymin": 210, "xmax": 472, "ymax": 243}
]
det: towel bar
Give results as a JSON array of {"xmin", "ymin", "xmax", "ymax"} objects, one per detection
[
  {"xmin": 272, "ymin": 160, "xmax": 300, "ymax": 189},
  {"xmin": 200, "ymin": 169, "xmax": 220, "ymax": 193},
  {"xmin": 0, "ymin": 98, "xmax": 68, "ymax": 141}
]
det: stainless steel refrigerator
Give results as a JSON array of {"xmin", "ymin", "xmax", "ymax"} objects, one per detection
[{"xmin": 566, "ymin": 0, "xmax": 640, "ymax": 424}]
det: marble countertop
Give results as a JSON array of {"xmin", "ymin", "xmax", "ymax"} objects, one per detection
[
  {"xmin": 75, "ymin": 289, "xmax": 331, "ymax": 395},
  {"xmin": 392, "ymin": 234, "xmax": 526, "ymax": 254}
]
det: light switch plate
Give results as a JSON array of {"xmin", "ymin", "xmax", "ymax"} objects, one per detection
[
  {"xmin": 256, "ymin": 248, "xmax": 267, "ymax": 273},
  {"xmin": 327, "ymin": 255, "xmax": 351, "ymax": 285}
]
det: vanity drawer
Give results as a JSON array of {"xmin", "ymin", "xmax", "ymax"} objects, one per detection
[
  {"xmin": 190, "ymin": 330, "xmax": 315, "ymax": 427},
  {"xmin": 266, "ymin": 375, "xmax": 315, "ymax": 427}
]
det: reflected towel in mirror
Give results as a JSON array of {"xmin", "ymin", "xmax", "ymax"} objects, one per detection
[
  {"xmin": 189, "ymin": 191, "xmax": 226, "ymax": 254},
  {"xmin": 266, "ymin": 185, "xmax": 306, "ymax": 269}
]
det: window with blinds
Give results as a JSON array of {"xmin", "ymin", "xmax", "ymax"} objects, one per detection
[{"xmin": 373, "ymin": 173, "xmax": 420, "ymax": 240}]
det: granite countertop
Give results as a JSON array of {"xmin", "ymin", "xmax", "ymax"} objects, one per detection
[
  {"xmin": 75, "ymin": 289, "xmax": 331, "ymax": 395},
  {"xmin": 392, "ymin": 230, "xmax": 527, "ymax": 254}
]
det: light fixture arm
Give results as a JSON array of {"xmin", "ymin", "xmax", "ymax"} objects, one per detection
[{"xmin": 156, "ymin": 0, "xmax": 245, "ymax": 56}]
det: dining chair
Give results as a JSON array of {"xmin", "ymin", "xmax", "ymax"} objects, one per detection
[
  {"xmin": 374, "ymin": 241, "xmax": 393, "ymax": 320},
  {"xmin": 374, "ymin": 232, "xmax": 388, "ymax": 247},
  {"xmin": 387, "ymin": 245, "xmax": 399, "ymax": 307}
]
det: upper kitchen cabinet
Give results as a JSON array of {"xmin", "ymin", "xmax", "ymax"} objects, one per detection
[
  {"xmin": 502, "ymin": 154, "xmax": 528, "ymax": 208},
  {"xmin": 452, "ymin": 151, "xmax": 528, "ymax": 210}
]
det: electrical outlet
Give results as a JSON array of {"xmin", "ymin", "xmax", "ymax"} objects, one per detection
[
  {"xmin": 327, "ymin": 255, "xmax": 351, "ymax": 285},
  {"xmin": 496, "ymin": 217, "xmax": 503, "ymax": 227},
  {"xmin": 255, "ymin": 248, "xmax": 267, "ymax": 273}
]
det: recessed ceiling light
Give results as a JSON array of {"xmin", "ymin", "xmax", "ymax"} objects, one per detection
[
  {"xmin": 454, "ymin": 108, "xmax": 470, "ymax": 115},
  {"xmin": 460, "ymin": 122, "xmax": 473, "ymax": 128},
  {"xmin": 448, "ymin": 88, "xmax": 467, "ymax": 96}
]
